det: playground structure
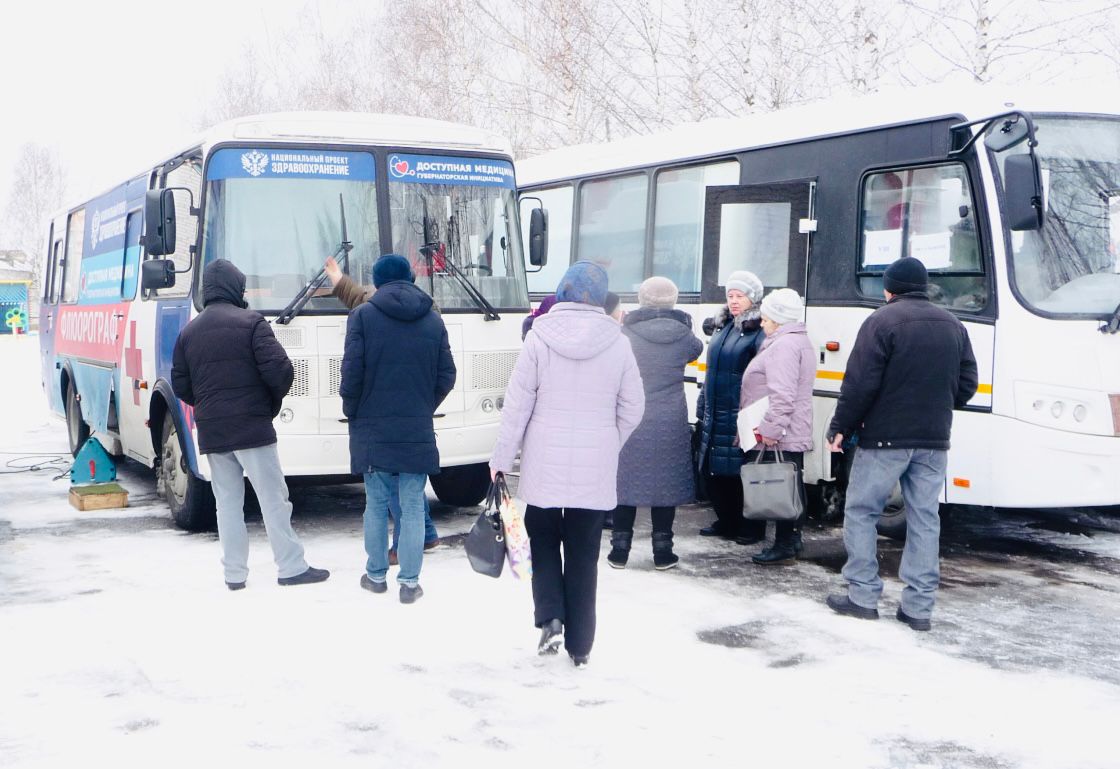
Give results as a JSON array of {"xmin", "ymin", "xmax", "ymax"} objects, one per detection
[{"xmin": 0, "ymin": 280, "xmax": 31, "ymax": 334}]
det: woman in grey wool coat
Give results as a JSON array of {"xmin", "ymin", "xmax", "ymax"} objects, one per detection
[{"xmin": 609, "ymin": 277, "xmax": 704, "ymax": 570}]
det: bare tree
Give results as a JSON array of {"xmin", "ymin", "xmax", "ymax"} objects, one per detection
[
  {"xmin": 900, "ymin": 0, "xmax": 1120, "ymax": 84},
  {"xmin": 3, "ymin": 143, "xmax": 67, "ymax": 297}
]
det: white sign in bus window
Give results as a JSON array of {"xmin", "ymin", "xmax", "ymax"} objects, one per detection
[
  {"xmin": 1110, "ymin": 194, "xmax": 1120, "ymax": 273},
  {"xmin": 717, "ymin": 202, "xmax": 790, "ymax": 287},
  {"xmin": 862, "ymin": 228, "xmax": 902, "ymax": 267},
  {"xmin": 909, "ymin": 231, "xmax": 953, "ymax": 270}
]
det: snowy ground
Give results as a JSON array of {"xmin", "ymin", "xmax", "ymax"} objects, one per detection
[{"xmin": 1, "ymin": 334, "xmax": 1118, "ymax": 769}]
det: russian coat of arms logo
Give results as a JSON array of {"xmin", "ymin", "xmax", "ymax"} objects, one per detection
[{"xmin": 241, "ymin": 150, "xmax": 269, "ymax": 177}]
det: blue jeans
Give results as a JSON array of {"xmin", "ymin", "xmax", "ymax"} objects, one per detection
[
  {"xmin": 388, "ymin": 474, "xmax": 438, "ymax": 551},
  {"xmin": 364, "ymin": 472, "xmax": 427, "ymax": 586},
  {"xmin": 841, "ymin": 447, "xmax": 947, "ymax": 619}
]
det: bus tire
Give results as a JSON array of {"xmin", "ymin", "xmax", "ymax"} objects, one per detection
[
  {"xmin": 876, "ymin": 484, "xmax": 908, "ymax": 541},
  {"xmin": 66, "ymin": 382, "xmax": 91, "ymax": 456},
  {"xmin": 160, "ymin": 412, "xmax": 216, "ymax": 532},
  {"xmin": 430, "ymin": 463, "xmax": 491, "ymax": 507}
]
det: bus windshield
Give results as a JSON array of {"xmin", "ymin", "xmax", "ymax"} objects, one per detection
[
  {"xmin": 200, "ymin": 148, "xmax": 380, "ymax": 313},
  {"xmin": 993, "ymin": 117, "xmax": 1120, "ymax": 317},
  {"xmin": 387, "ymin": 153, "xmax": 529, "ymax": 311}
]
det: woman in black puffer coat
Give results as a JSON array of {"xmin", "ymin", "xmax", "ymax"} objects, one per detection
[{"xmin": 695, "ymin": 270, "xmax": 766, "ymax": 544}]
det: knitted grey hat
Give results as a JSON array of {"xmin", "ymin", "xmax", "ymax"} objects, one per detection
[
  {"xmin": 725, "ymin": 270, "xmax": 764, "ymax": 305},
  {"xmin": 638, "ymin": 276, "xmax": 678, "ymax": 309}
]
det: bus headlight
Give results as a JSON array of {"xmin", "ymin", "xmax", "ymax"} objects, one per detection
[
  {"xmin": 1050, "ymin": 401, "xmax": 1065, "ymax": 419},
  {"xmin": 480, "ymin": 398, "xmax": 495, "ymax": 413},
  {"xmin": 279, "ymin": 408, "xmax": 294, "ymax": 423},
  {"xmin": 496, "ymin": 396, "xmax": 504, "ymax": 411},
  {"xmin": 1073, "ymin": 404, "xmax": 1087, "ymax": 422}
]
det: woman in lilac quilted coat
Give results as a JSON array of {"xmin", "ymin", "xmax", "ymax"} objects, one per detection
[
  {"xmin": 490, "ymin": 261, "xmax": 645, "ymax": 667},
  {"xmin": 739, "ymin": 288, "xmax": 816, "ymax": 564}
]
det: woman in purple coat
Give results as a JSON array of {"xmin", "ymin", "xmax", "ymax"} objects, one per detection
[
  {"xmin": 490, "ymin": 261, "xmax": 645, "ymax": 667},
  {"xmin": 739, "ymin": 288, "xmax": 816, "ymax": 564}
]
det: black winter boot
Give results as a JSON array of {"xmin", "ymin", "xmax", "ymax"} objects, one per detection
[
  {"xmin": 751, "ymin": 532, "xmax": 802, "ymax": 565},
  {"xmin": 651, "ymin": 531, "xmax": 679, "ymax": 570},
  {"xmin": 607, "ymin": 531, "xmax": 632, "ymax": 569}
]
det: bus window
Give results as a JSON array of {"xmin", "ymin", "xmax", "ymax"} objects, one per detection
[
  {"xmin": 653, "ymin": 160, "xmax": 739, "ymax": 293},
  {"xmin": 122, "ymin": 211, "xmax": 142, "ymax": 300},
  {"xmin": 161, "ymin": 160, "xmax": 202, "ymax": 299},
  {"xmin": 859, "ymin": 164, "xmax": 986, "ymax": 311},
  {"xmin": 716, "ymin": 201, "xmax": 792, "ymax": 287},
  {"xmin": 60, "ymin": 209, "xmax": 86, "ymax": 303},
  {"xmin": 47, "ymin": 225, "xmax": 64, "ymax": 304},
  {"xmin": 522, "ymin": 185, "xmax": 573, "ymax": 295},
  {"xmin": 577, "ymin": 173, "xmax": 647, "ymax": 293}
]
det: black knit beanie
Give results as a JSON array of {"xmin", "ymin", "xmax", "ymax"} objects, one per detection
[{"xmin": 883, "ymin": 257, "xmax": 928, "ymax": 295}]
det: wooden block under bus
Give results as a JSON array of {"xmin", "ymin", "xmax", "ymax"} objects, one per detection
[{"xmin": 68, "ymin": 482, "xmax": 130, "ymax": 511}]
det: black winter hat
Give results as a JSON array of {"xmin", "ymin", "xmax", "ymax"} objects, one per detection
[
  {"xmin": 372, "ymin": 253, "xmax": 414, "ymax": 288},
  {"xmin": 883, "ymin": 256, "xmax": 928, "ymax": 295}
]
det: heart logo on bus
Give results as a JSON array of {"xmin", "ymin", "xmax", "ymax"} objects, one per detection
[{"xmin": 390, "ymin": 156, "xmax": 411, "ymax": 178}]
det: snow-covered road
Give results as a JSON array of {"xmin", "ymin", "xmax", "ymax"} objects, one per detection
[{"xmin": 1, "ymin": 335, "xmax": 1117, "ymax": 769}]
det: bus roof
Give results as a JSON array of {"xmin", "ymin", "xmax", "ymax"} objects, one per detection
[
  {"xmin": 199, "ymin": 111, "xmax": 514, "ymax": 156},
  {"xmin": 516, "ymin": 82, "xmax": 1120, "ymax": 186}
]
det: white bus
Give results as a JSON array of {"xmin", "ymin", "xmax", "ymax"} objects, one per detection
[
  {"xmin": 40, "ymin": 112, "xmax": 539, "ymax": 530},
  {"xmin": 517, "ymin": 85, "xmax": 1120, "ymax": 532}
]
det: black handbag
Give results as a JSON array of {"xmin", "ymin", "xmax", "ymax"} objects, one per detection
[
  {"xmin": 741, "ymin": 447, "xmax": 805, "ymax": 522},
  {"xmin": 464, "ymin": 480, "xmax": 506, "ymax": 578}
]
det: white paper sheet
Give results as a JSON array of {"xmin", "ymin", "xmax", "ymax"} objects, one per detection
[{"xmin": 737, "ymin": 395, "xmax": 770, "ymax": 441}]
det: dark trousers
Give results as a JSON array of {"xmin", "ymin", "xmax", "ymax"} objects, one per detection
[
  {"xmin": 707, "ymin": 471, "xmax": 766, "ymax": 539},
  {"xmin": 611, "ymin": 505, "xmax": 675, "ymax": 536},
  {"xmin": 524, "ymin": 505, "xmax": 606, "ymax": 657},
  {"xmin": 743, "ymin": 449, "xmax": 806, "ymax": 542}
]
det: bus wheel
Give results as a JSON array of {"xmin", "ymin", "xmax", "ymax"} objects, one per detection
[
  {"xmin": 876, "ymin": 483, "xmax": 908, "ymax": 541},
  {"xmin": 160, "ymin": 412, "xmax": 216, "ymax": 532},
  {"xmin": 66, "ymin": 382, "xmax": 91, "ymax": 456},
  {"xmin": 430, "ymin": 463, "xmax": 491, "ymax": 507}
]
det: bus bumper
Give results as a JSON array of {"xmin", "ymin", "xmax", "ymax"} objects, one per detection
[
  {"xmin": 948, "ymin": 412, "xmax": 1120, "ymax": 508},
  {"xmin": 257, "ymin": 422, "xmax": 501, "ymax": 478}
]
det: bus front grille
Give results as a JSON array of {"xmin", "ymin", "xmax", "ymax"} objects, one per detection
[
  {"xmin": 327, "ymin": 357, "xmax": 343, "ymax": 396},
  {"xmin": 470, "ymin": 352, "xmax": 519, "ymax": 390},
  {"xmin": 290, "ymin": 358, "xmax": 312, "ymax": 397}
]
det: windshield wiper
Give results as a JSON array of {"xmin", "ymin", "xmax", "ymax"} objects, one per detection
[
  {"xmin": 419, "ymin": 204, "xmax": 500, "ymax": 321},
  {"xmin": 1102, "ymin": 300, "xmax": 1120, "ymax": 335},
  {"xmin": 276, "ymin": 194, "xmax": 353, "ymax": 325},
  {"xmin": 419, "ymin": 240, "xmax": 501, "ymax": 321}
]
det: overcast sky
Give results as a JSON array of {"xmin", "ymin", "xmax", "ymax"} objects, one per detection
[{"xmin": 0, "ymin": 0, "xmax": 349, "ymax": 204}]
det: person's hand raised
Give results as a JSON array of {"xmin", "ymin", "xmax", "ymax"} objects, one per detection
[{"xmin": 324, "ymin": 256, "xmax": 343, "ymax": 287}]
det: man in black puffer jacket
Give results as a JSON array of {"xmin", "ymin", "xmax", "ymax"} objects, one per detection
[
  {"xmin": 341, "ymin": 253, "xmax": 456, "ymax": 605},
  {"xmin": 824, "ymin": 257, "xmax": 977, "ymax": 632},
  {"xmin": 172, "ymin": 260, "xmax": 328, "ymax": 591}
]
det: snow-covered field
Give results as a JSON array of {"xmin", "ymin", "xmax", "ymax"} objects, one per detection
[{"xmin": 1, "ymin": 334, "xmax": 1117, "ymax": 769}]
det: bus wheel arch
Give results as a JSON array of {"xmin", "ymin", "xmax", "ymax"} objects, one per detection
[
  {"xmin": 62, "ymin": 368, "xmax": 90, "ymax": 456},
  {"xmin": 150, "ymin": 390, "xmax": 215, "ymax": 532}
]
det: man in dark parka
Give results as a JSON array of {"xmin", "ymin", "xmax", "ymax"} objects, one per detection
[
  {"xmin": 341, "ymin": 254, "xmax": 456, "ymax": 604},
  {"xmin": 171, "ymin": 259, "xmax": 329, "ymax": 590}
]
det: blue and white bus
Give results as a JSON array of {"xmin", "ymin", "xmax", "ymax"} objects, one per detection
[{"xmin": 40, "ymin": 112, "xmax": 537, "ymax": 530}]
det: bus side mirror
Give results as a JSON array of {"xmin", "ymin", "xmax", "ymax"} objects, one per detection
[
  {"xmin": 141, "ymin": 259, "xmax": 176, "ymax": 291},
  {"xmin": 1004, "ymin": 154, "xmax": 1044, "ymax": 231},
  {"xmin": 528, "ymin": 207, "xmax": 548, "ymax": 267},
  {"xmin": 143, "ymin": 189, "xmax": 177, "ymax": 255}
]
